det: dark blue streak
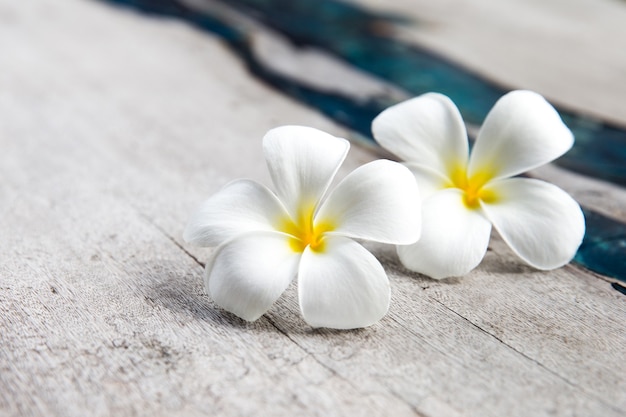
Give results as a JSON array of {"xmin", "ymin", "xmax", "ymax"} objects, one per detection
[
  {"xmin": 611, "ymin": 282, "xmax": 626, "ymax": 296},
  {"xmin": 100, "ymin": 0, "xmax": 626, "ymax": 282}
]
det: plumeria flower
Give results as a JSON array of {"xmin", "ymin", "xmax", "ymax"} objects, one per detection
[
  {"xmin": 184, "ymin": 126, "xmax": 421, "ymax": 329},
  {"xmin": 372, "ymin": 90, "xmax": 585, "ymax": 279}
]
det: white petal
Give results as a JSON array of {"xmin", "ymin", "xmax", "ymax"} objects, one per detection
[
  {"xmin": 481, "ymin": 178, "xmax": 585, "ymax": 270},
  {"xmin": 372, "ymin": 93, "xmax": 469, "ymax": 177},
  {"xmin": 183, "ymin": 180, "xmax": 288, "ymax": 246},
  {"xmin": 469, "ymin": 90, "xmax": 574, "ymax": 180},
  {"xmin": 263, "ymin": 125, "xmax": 349, "ymax": 217},
  {"xmin": 206, "ymin": 232, "xmax": 301, "ymax": 321},
  {"xmin": 397, "ymin": 189, "xmax": 492, "ymax": 279},
  {"xmin": 298, "ymin": 236, "xmax": 390, "ymax": 329},
  {"xmin": 316, "ymin": 160, "xmax": 421, "ymax": 244},
  {"xmin": 404, "ymin": 162, "xmax": 452, "ymax": 200}
]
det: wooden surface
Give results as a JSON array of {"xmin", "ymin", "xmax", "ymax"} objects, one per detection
[{"xmin": 1, "ymin": 0, "xmax": 625, "ymax": 416}]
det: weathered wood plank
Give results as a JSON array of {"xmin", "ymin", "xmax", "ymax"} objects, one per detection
[{"xmin": 1, "ymin": 0, "xmax": 625, "ymax": 416}]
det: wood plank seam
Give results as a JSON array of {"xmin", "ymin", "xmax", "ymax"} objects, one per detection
[
  {"xmin": 265, "ymin": 318, "xmax": 427, "ymax": 416},
  {"xmin": 429, "ymin": 297, "xmax": 622, "ymax": 413}
]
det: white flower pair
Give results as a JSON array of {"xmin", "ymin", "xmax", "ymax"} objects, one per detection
[{"xmin": 184, "ymin": 90, "xmax": 585, "ymax": 329}]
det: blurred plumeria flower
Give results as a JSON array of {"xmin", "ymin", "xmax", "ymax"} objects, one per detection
[
  {"xmin": 373, "ymin": 90, "xmax": 585, "ymax": 279},
  {"xmin": 184, "ymin": 126, "xmax": 421, "ymax": 329}
]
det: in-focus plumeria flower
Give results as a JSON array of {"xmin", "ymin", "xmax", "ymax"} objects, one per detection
[
  {"xmin": 184, "ymin": 126, "xmax": 421, "ymax": 329},
  {"xmin": 372, "ymin": 90, "xmax": 585, "ymax": 279}
]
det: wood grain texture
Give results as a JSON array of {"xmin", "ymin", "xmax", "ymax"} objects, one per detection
[{"xmin": 1, "ymin": 0, "xmax": 625, "ymax": 416}]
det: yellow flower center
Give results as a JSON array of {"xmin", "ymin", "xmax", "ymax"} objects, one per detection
[
  {"xmin": 278, "ymin": 205, "xmax": 335, "ymax": 253},
  {"xmin": 448, "ymin": 165, "xmax": 498, "ymax": 209}
]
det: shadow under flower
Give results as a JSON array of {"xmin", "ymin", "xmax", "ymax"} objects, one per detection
[{"xmin": 135, "ymin": 259, "xmax": 274, "ymax": 330}]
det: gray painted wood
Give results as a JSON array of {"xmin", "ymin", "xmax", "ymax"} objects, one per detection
[{"xmin": 1, "ymin": 0, "xmax": 625, "ymax": 416}]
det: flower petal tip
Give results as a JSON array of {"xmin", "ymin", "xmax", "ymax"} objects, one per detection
[{"xmin": 298, "ymin": 237, "xmax": 391, "ymax": 329}]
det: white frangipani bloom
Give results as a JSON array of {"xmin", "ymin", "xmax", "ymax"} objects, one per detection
[
  {"xmin": 184, "ymin": 126, "xmax": 421, "ymax": 329},
  {"xmin": 372, "ymin": 90, "xmax": 585, "ymax": 279}
]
